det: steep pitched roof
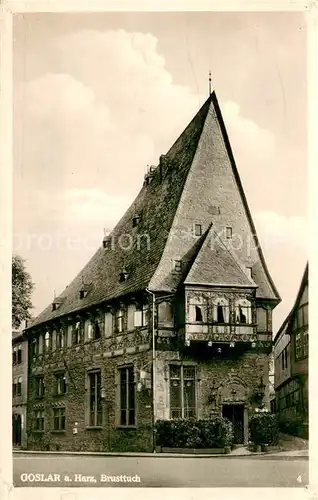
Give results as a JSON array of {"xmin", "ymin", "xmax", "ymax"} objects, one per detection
[
  {"xmin": 28, "ymin": 97, "xmax": 212, "ymax": 328},
  {"xmin": 149, "ymin": 91, "xmax": 280, "ymax": 302},
  {"xmin": 184, "ymin": 226, "xmax": 257, "ymax": 288},
  {"xmin": 28, "ymin": 90, "xmax": 280, "ymax": 330}
]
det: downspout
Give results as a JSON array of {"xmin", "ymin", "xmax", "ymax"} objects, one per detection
[{"xmin": 146, "ymin": 288, "xmax": 156, "ymax": 453}]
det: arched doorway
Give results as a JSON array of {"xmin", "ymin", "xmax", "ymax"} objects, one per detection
[{"xmin": 12, "ymin": 413, "xmax": 22, "ymax": 446}]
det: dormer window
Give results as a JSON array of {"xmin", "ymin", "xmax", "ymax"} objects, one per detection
[
  {"xmin": 79, "ymin": 289, "xmax": 89, "ymax": 299},
  {"xmin": 119, "ymin": 267, "xmax": 129, "ymax": 283},
  {"xmin": 226, "ymin": 227, "xmax": 232, "ymax": 239},
  {"xmin": 103, "ymin": 235, "xmax": 111, "ymax": 249},
  {"xmin": 194, "ymin": 224, "xmax": 202, "ymax": 237},
  {"xmin": 132, "ymin": 215, "xmax": 140, "ymax": 227},
  {"xmin": 52, "ymin": 297, "xmax": 64, "ymax": 311}
]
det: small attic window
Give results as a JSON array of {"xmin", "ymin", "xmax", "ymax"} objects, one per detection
[
  {"xmin": 79, "ymin": 289, "xmax": 89, "ymax": 299},
  {"xmin": 246, "ymin": 267, "xmax": 252, "ymax": 279},
  {"xmin": 194, "ymin": 224, "xmax": 202, "ymax": 236},
  {"xmin": 174, "ymin": 260, "xmax": 182, "ymax": 272},
  {"xmin": 119, "ymin": 267, "xmax": 129, "ymax": 283},
  {"xmin": 103, "ymin": 235, "xmax": 111, "ymax": 249},
  {"xmin": 132, "ymin": 215, "xmax": 140, "ymax": 227},
  {"xmin": 52, "ymin": 303, "xmax": 58, "ymax": 312},
  {"xmin": 226, "ymin": 227, "xmax": 232, "ymax": 239}
]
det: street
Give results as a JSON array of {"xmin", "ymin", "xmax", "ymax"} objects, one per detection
[{"xmin": 13, "ymin": 453, "xmax": 309, "ymax": 488}]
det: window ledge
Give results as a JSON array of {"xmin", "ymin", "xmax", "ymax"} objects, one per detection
[
  {"xmin": 32, "ymin": 430, "xmax": 44, "ymax": 434},
  {"xmin": 53, "ymin": 393, "xmax": 67, "ymax": 397},
  {"xmin": 86, "ymin": 426, "xmax": 103, "ymax": 430},
  {"xmin": 116, "ymin": 425, "xmax": 137, "ymax": 430},
  {"xmin": 51, "ymin": 430, "xmax": 66, "ymax": 434},
  {"xmin": 35, "ymin": 396, "xmax": 45, "ymax": 400}
]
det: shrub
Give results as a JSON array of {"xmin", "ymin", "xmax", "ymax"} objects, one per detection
[
  {"xmin": 155, "ymin": 417, "xmax": 233, "ymax": 449},
  {"xmin": 276, "ymin": 414, "xmax": 304, "ymax": 437},
  {"xmin": 249, "ymin": 412, "xmax": 279, "ymax": 446}
]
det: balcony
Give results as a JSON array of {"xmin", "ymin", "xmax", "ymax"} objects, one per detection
[{"xmin": 185, "ymin": 322, "xmax": 259, "ymax": 343}]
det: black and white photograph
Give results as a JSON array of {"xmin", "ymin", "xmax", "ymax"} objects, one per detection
[{"xmin": 1, "ymin": 3, "xmax": 312, "ymax": 494}]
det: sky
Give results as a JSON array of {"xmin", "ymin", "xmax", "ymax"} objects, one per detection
[{"xmin": 13, "ymin": 12, "xmax": 308, "ymax": 332}]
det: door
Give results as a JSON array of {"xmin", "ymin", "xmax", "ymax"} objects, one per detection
[
  {"xmin": 12, "ymin": 414, "xmax": 22, "ymax": 446},
  {"xmin": 222, "ymin": 404, "xmax": 244, "ymax": 444}
]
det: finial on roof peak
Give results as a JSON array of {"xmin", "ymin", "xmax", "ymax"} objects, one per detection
[{"xmin": 209, "ymin": 70, "xmax": 212, "ymax": 96}]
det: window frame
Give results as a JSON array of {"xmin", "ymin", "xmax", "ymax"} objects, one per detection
[
  {"xmin": 194, "ymin": 224, "xmax": 202, "ymax": 237},
  {"xmin": 169, "ymin": 365, "xmax": 196, "ymax": 420},
  {"xmin": 34, "ymin": 410, "xmax": 44, "ymax": 431},
  {"xmin": 212, "ymin": 297, "xmax": 230, "ymax": 324},
  {"xmin": 35, "ymin": 375, "xmax": 45, "ymax": 398},
  {"xmin": 56, "ymin": 328, "xmax": 66, "ymax": 349},
  {"xmin": 55, "ymin": 372, "xmax": 67, "ymax": 395},
  {"xmin": 72, "ymin": 321, "xmax": 83, "ymax": 345},
  {"xmin": 188, "ymin": 297, "xmax": 208, "ymax": 324},
  {"xmin": 17, "ymin": 344, "xmax": 22, "ymax": 364},
  {"xmin": 234, "ymin": 298, "xmax": 252, "ymax": 325},
  {"xmin": 53, "ymin": 407, "xmax": 66, "ymax": 431},
  {"xmin": 133, "ymin": 303, "xmax": 149, "ymax": 328},
  {"xmin": 118, "ymin": 365, "xmax": 136, "ymax": 427},
  {"xmin": 12, "ymin": 346, "xmax": 17, "ymax": 365},
  {"xmin": 87, "ymin": 370, "xmax": 102, "ymax": 428},
  {"xmin": 226, "ymin": 227, "xmax": 233, "ymax": 239},
  {"xmin": 44, "ymin": 331, "xmax": 51, "ymax": 352}
]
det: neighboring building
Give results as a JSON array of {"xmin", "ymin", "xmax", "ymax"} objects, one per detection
[
  {"xmin": 273, "ymin": 264, "xmax": 308, "ymax": 437},
  {"xmin": 24, "ymin": 90, "xmax": 280, "ymax": 452},
  {"xmin": 12, "ymin": 329, "xmax": 28, "ymax": 448}
]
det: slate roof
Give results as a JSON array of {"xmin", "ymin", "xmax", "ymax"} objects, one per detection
[
  {"xmin": 184, "ymin": 226, "xmax": 257, "ymax": 288},
  {"xmin": 28, "ymin": 97, "xmax": 212, "ymax": 328},
  {"xmin": 28, "ymin": 91, "xmax": 280, "ymax": 330}
]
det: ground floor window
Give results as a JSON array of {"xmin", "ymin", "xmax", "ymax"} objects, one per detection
[
  {"xmin": 34, "ymin": 410, "xmax": 44, "ymax": 431},
  {"xmin": 119, "ymin": 366, "xmax": 135, "ymax": 426},
  {"xmin": 88, "ymin": 371, "xmax": 102, "ymax": 427},
  {"xmin": 53, "ymin": 407, "xmax": 66, "ymax": 430},
  {"xmin": 169, "ymin": 365, "xmax": 196, "ymax": 419}
]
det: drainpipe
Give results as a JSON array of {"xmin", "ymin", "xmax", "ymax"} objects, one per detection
[{"xmin": 146, "ymin": 288, "xmax": 156, "ymax": 453}]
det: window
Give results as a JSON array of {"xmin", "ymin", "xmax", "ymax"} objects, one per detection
[
  {"xmin": 194, "ymin": 224, "xmax": 202, "ymax": 236},
  {"xmin": 158, "ymin": 301, "xmax": 174, "ymax": 327},
  {"xmin": 53, "ymin": 408, "xmax": 66, "ymax": 430},
  {"xmin": 16, "ymin": 376, "xmax": 22, "ymax": 396},
  {"xmin": 285, "ymin": 348, "xmax": 288, "ymax": 369},
  {"xmin": 13, "ymin": 378, "xmax": 17, "ymax": 397},
  {"xmin": 55, "ymin": 373, "xmax": 67, "ymax": 395},
  {"xmin": 295, "ymin": 332, "xmax": 302, "ymax": 360},
  {"xmin": 115, "ymin": 309, "xmax": 125, "ymax": 333},
  {"xmin": 56, "ymin": 329, "xmax": 66, "ymax": 349},
  {"xmin": 281, "ymin": 351, "xmax": 285, "ymax": 370},
  {"xmin": 174, "ymin": 260, "xmax": 182, "ymax": 272},
  {"xmin": 246, "ymin": 267, "xmax": 252, "ymax": 279},
  {"xmin": 72, "ymin": 321, "xmax": 83, "ymax": 345},
  {"xmin": 88, "ymin": 317, "xmax": 102, "ymax": 340},
  {"xmin": 35, "ymin": 376, "xmax": 45, "ymax": 397},
  {"xmin": 189, "ymin": 297, "xmax": 207, "ymax": 323},
  {"xmin": 132, "ymin": 215, "xmax": 140, "ymax": 227},
  {"xmin": 170, "ymin": 365, "xmax": 196, "ymax": 419},
  {"xmin": 88, "ymin": 371, "xmax": 102, "ymax": 427},
  {"xmin": 44, "ymin": 332, "xmax": 51, "ymax": 351},
  {"xmin": 34, "ymin": 410, "xmax": 44, "ymax": 431},
  {"xmin": 303, "ymin": 330, "xmax": 308, "ymax": 357},
  {"xmin": 12, "ymin": 346, "xmax": 17, "ymax": 365},
  {"xmin": 17, "ymin": 344, "xmax": 22, "ymax": 363},
  {"xmin": 33, "ymin": 336, "xmax": 40, "ymax": 356},
  {"xmin": 226, "ymin": 227, "xmax": 232, "ymax": 239},
  {"xmin": 133, "ymin": 304, "xmax": 149, "ymax": 328},
  {"xmin": 235, "ymin": 299, "xmax": 252, "ymax": 324},
  {"xmin": 213, "ymin": 297, "xmax": 230, "ymax": 323},
  {"xmin": 119, "ymin": 366, "xmax": 135, "ymax": 426}
]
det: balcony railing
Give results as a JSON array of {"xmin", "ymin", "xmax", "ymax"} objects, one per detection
[{"xmin": 184, "ymin": 322, "xmax": 270, "ymax": 343}]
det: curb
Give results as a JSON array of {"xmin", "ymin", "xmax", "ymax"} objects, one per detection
[{"xmin": 13, "ymin": 450, "xmax": 309, "ymax": 459}]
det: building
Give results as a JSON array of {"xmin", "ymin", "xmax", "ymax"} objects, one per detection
[
  {"xmin": 273, "ymin": 264, "xmax": 308, "ymax": 437},
  {"xmin": 12, "ymin": 329, "xmax": 28, "ymax": 448},
  {"xmin": 25, "ymin": 90, "xmax": 280, "ymax": 452}
]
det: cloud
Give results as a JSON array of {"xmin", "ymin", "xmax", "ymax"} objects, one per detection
[
  {"xmin": 254, "ymin": 211, "xmax": 308, "ymax": 251},
  {"xmin": 14, "ymin": 28, "xmax": 299, "ymax": 321}
]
